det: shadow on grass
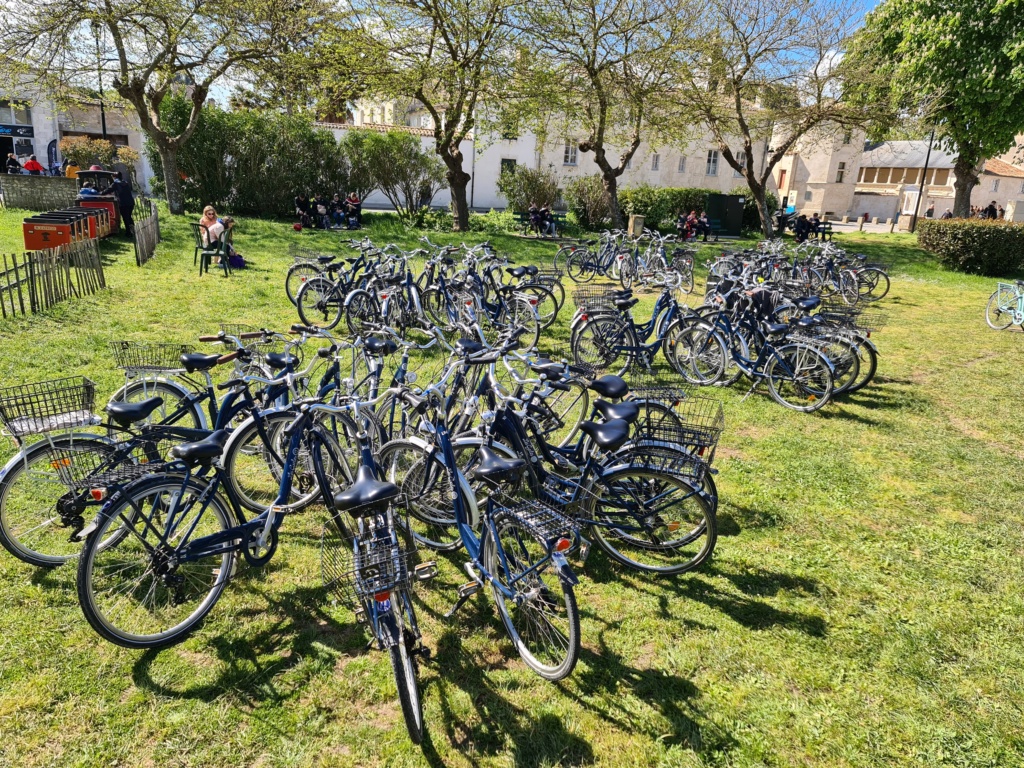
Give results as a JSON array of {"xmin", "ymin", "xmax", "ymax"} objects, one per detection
[{"xmin": 131, "ymin": 583, "xmax": 365, "ymax": 705}]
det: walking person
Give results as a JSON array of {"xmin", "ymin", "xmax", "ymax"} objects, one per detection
[
  {"xmin": 6, "ymin": 153, "xmax": 22, "ymax": 174},
  {"xmin": 111, "ymin": 171, "xmax": 135, "ymax": 237},
  {"xmin": 22, "ymin": 155, "xmax": 45, "ymax": 175}
]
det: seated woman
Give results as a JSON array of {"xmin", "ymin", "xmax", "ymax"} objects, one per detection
[
  {"xmin": 199, "ymin": 205, "xmax": 235, "ymax": 265},
  {"xmin": 344, "ymin": 192, "xmax": 362, "ymax": 226}
]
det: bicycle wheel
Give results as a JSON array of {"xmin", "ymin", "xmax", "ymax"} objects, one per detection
[
  {"xmin": 519, "ymin": 284, "xmax": 559, "ymax": 330},
  {"xmin": 812, "ymin": 335, "xmax": 859, "ymax": 395},
  {"xmin": 76, "ymin": 476, "xmax": 235, "ymax": 649},
  {"xmin": 285, "ymin": 262, "xmax": 323, "ymax": 306},
  {"xmin": 222, "ymin": 411, "xmax": 327, "ymax": 513},
  {"xmin": 481, "ymin": 510, "xmax": 580, "ymax": 681},
  {"xmin": 107, "ymin": 379, "xmax": 205, "ymax": 434},
  {"xmin": 619, "ymin": 255, "xmax": 635, "ymax": 290},
  {"xmin": 586, "ymin": 466, "xmax": 717, "ymax": 574},
  {"xmin": 531, "ymin": 378, "xmax": 589, "ymax": 447},
  {"xmin": 296, "ymin": 277, "xmax": 344, "ymax": 330},
  {"xmin": 421, "ymin": 287, "xmax": 457, "ymax": 331},
  {"xmin": 0, "ymin": 435, "xmax": 117, "ymax": 567},
  {"xmin": 985, "ymin": 289, "xmax": 1015, "ymax": 330},
  {"xmin": 565, "ymin": 250, "xmax": 594, "ymax": 283},
  {"xmin": 857, "ymin": 268, "xmax": 890, "ymax": 302},
  {"xmin": 845, "ymin": 335, "xmax": 878, "ymax": 393},
  {"xmin": 495, "ymin": 294, "xmax": 541, "ymax": 350},
  {"xmin": 537, "ymin": 276, "xmax": 566, "ymax": 311},
  {"xmin": 838, "ymin": 270, "xmax": 860, "ymax": 305},
  {"xmin": 664, "ymin": 321, "xmax": 727, "ymax": 385},
  {"xmin": 345, "ymin": 289, "xmax": 381, "ymax": 337},
  {"xmin": 389, "ymin": 590, "xmax": 424, "ymax": 744},
  {"xmin": 573, "ymin": 316, "xmax": 628, "ymax": 372},
  {"xmin": 672, "ymin": 257, "xmax": 694, "ymax": 294},
  {"xmin": 766, "ymin": 343, "xmax": 834, "ymax": 412},
  {"xmin": 377, "ymin": 439, "xmax": 464, "ymax": 551}
]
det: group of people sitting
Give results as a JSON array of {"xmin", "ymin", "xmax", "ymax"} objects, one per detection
[
  {"xmin": 295, "ymin": 192, "xmax": 362, "ymax": 230},
  {"xmin": 527, "ymin": 203, "xmax": 558, "ymax": 237},
  {"xmin": 793, "ymin": 212, "xmax": 827, "ymax": 243},
  {"xmin": 676, "ymin": 210, "xmax": 713, "ymax": 242}
]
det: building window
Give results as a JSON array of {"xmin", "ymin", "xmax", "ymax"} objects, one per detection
[
  {"xmin": 732, "ymin": 150, "xmax": 748, "ymax": 178},
  {"xmin": 419, "ymin": 115, "xmax": 433, "ymax": 129},
  {"xmin": 0, "ymin": 102, "xmax": 31, "ymax": 126},
  {"xmin": 500, "ymin": 158, "xmax": 517, "ymax": 175},
  {"xmin": 706, "ymin": 150, "xmax": 719, "ymax": 176},
  {"xmin": 563, "ymin": 141, "xmax": 577, "ymax": 166},
  {"xmin": 804, "ymin": 190, "xmax": 813, "ymax": 202},
  {"xmin": 677, "ymin": 156, "xmax": 686, "ymax": 173},
  {"xmin": 992, "ymin": 179, "xmax": 1000, "ymax": 192},
  {"xmin": 934, "ymin": 169, "xmax": 950, "ymax": 186},
  {"xmin": 651, "ymin": 153, "xmax": 660, "ymax": 171},
  {"xmin": 842, "ymin": 131, "xmax": 852, "ymax": 145},
  {"xmin": 1020, "ymin": 180, "xmax": 1024, "ymax": 194},
  {"xmin": 836, "ymin": 162, "xmax": 846, "ymax": 184}
]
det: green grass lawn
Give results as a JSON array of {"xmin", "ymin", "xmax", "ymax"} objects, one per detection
[{"xmin": 1, "ymin": 206, "xmax": 1023, "ymax": 767}]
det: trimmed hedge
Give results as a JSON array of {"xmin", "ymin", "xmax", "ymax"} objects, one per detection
[
  {"xmin": 917, "ymin": 219, "xmax": 1024, "ymax": 276},
  {"xmin": 619, "ymin": 184, "xmax": 716, "ymax": 230}
]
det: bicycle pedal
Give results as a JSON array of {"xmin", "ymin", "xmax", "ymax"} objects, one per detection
[
  {"xmin": 457, "ymin": 581, "xmax": 481, "ymax": 599},
  {"xmin": 579, "ymin": 537, "xmax": 592, "ymax": 564},
  {"xmin": 414, "ymin": 561, "xmax": 438, "ymax": 581},
  {"xmin": 354, "ymin": 607, "xmax": 367, "ymax": 624}
]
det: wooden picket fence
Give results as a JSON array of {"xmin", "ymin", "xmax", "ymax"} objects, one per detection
[
  {"xmin": 0, "ymin": 239, "xmax": 106, "ymax": 319},
  {"xmin": 133, "ymin": 199, "xmax": 160, "ymax": 266}
]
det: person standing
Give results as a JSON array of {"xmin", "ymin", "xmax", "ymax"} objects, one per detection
[
  {"xmin": 111, "ymin": 171, "xmax": 136, "ymax": 237},
  {"xmin": 6, "ymin": 153, "xmax": 22, "ymax": 174},
  {"xmin": 64, "ymin": 159, "xmax": 80, "ymax": 178},
  {"xmin": 925, "ymin": 202, "xmax": 935, "ymax": 218},
  {"xmin": 22, "ymin": 155, "xmax": 45, "ymax": 175},
  {"xmin": 985, "ymin": 200, "xmax": 998, "ymax": 219},
  {"xmin": 997, "ymin": 205, "xmax": 1005, "ymax": 220}
]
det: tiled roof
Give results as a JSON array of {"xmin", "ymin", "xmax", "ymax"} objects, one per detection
[
  {"xmin": 314, "ymin": 121, "xmax": 442, "ymax": 138},
  {"xmin": 983, "ymin": 158, "xmax": 1024, "ymax": 178}
]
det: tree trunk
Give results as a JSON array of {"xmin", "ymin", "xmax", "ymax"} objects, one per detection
[
  {"xmin": 156, "ymin": 143, "xmax": 186, "ymax": 215},
  {"xmin": 602, "ymin": 172, "xmax": 624, "ymax": 229},
  {"xmin": 446, "ymin": 163, "xmax": 471, "ymax": 231},
  {"xmin": 748, "ymin": 178, "xmax": 775, "ymax": 239},
  {"xmin": 952, "ymin": 154, "xmax": 982, "ymax": 218}
]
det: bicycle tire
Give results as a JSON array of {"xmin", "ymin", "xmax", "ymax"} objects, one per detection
[
  {"xmin": 518, "ymin": 283, "xmax": 559, "ymax": 330},
  {"xmin": 0, "ymin": 435, "xmax": 117, "ymax": 567},
  {"xmin": 76, "ymin": 475, "xmax": 235, "ymax": 649},
  {"xmin": 389, "ymin": 590, "xmax": 424, "ymax": 744},
  {"xmin": 482, "ymin": 510, "xmax": 580, "ymax": 681},
  {"xmin": 107, "ymin": 379, "xmax": 206, "ymax": 435},
  {"xmin": 296, "ymin": 277, "xmax": 345, "ymax": 330},
  {"xmin": 565, "ymin": 250, "xmax": 595, "ymax": 283},
  {"xmin": 345, "ymin": 289, "xmax": 381, "ymax": 337},
  {"xmin": 857, "ymin": 268, "xmax": 890, "ymax": 302},
  {"xmin": 285, "ymin": 262, "xmax": 324, "ymax": 306},
  {"xmin": 845, "ymin": 336, "xmax": 878, "ymax": 393},
  {"xmin": 766, "ymin": 343, "xmax": 834, "ymax": 412},
  {"xmin": 985, "ymin": 289, "xmax": 1015, "ymax": 330},
  {"xmin": 573, "ymin": 316, "xmax": 628, "ymax": 372}
]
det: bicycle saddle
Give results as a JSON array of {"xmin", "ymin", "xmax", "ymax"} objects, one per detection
[
  {"xmin": 466, "ymin": 445, "xmax": 526, "ymax": 484},
  {"xmin": 588, "ymin": 375, "xmax": 629, "ymax": 400},
  {"xmin": 763, "ymin": 322, "xmax": 789, "ymax": 335},
  {"xmin": 506, "ymin": 266, "xmax": 529, "ymax": 278},
  {"xmin": 170, "ymin": 429, "xmax": 229, "ymax": 464},
  {"xmin": 265, "ymin": 352, "xmax": 299, "ymax": 370},
  {"xmin": 529, "ymin": 358, "xmax": 566, "ymax": 377},
  {"xmin": 615, "ymin": 297, "xmax": 639, "ymax": 310},
  {"xmin": 180, "ymin": 352, "xmax": 222, "ymax": 372},
  {"xmin": 317, "ymin": 255, "xmax": 336, "ymax": 264},
  {"xmin": 365, "ymin": 337, "xmax": 400, "ymax": 355},
  {"xmin": 578, "ymin": 419, "xmax": 630, "ymax": 452},
  {"xmin": 333, "ymin": 465, "xmax": 400, "ymax": 515},
  {"xmin": 593, "ymin": 400, "xmax": 640, "ymax": 424},
  {"xmin": 455, "ymin": 338, "xmax": 485, "ymax": 356},
  {"xmin": 105, "ymin": 397, "xmax": 164, "ymax": 427},
  {"xmin": 795, "ymin": 296, "xmax": 821, "ymax": 311}
]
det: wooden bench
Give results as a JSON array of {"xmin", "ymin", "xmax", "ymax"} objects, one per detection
[
  {"xmin": 514, "ymin": 211, "xmax": 566, "ymax": 237},
  {"xmin": 812, "ymin": 222, "xmax": 834, "ymax": 241}
]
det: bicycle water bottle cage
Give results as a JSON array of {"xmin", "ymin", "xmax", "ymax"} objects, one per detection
[
  {"xmin": 333, "ymin": 465, "xmax": 400, "ymax": 516},
  {"xmin": 105, "ymin": 397, "xmax": 165, "ymax": 427},
  {"xmin": 588, "ymin": 375, "xmax": 629, "ymax": 400},
  {"xmin": 578, "ymin": 419, "xmax": 630, "ymax": 452},
  {"xmin": 466, "ymin": 445, "xmax": 527, "ymax": 485}
]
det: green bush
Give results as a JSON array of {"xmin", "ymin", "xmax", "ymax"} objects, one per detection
[
  {"xmin": 468, "ymin": 208, "xmax": 519, "ymax": 233},
  {"xmin": 496, "ymin": 166, "xmax": 561, "ymax": 212},
  {"xmin": 619, "ymin": 185, "xmax": 717, "ymax": 230},
  {"xmin": 414, "ymin": 207, "xmax": 453, "ymax": 232},
  {"xmin": 917, "ymin": 218, "xmax": 1024, "ymax": 276},
  {"xmin": 564, "ymin": 175, "xmax": 611, "ymax": 230}
]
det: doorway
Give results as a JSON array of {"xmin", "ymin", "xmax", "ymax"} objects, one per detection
[{"xmin": 0, "ymin": 136, "xmax": 12, "ymax": 162}]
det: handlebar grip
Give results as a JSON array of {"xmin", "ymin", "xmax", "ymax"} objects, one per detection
[
  {"xmin": 198, "ymin": 335, "xmax": 222, "ymax": 342},
  {"xmin": 316, "ymin": 345, "xmax": 337, "ymax": 359},
  {"xmin": 217, "ymin": 351, "xmax": 241, "ymax": 365},
  {"xmin": 548, "ymin": 380, "xmax": 571, "ymax": 392},
  {"xmin": 238, "ymin": 331, "xmax": 267, "ymax": 340},
  {"xmin": 216, "ymin": 378, "xmax": 245, "ymax": 391},
  {"xmin": 281, "ymin": 412, "xmax": 306, "ymax": 439},
  {"xmin": 290, "ymin": 323, "xmax": 316, "ymax": 334}
]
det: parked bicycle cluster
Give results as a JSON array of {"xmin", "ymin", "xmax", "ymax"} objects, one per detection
[
  {"xmin": 569, "ymin": 237, "xmax": 890, "ymax": 412},
  {"xmin": 0, "ymin": 235, "xmax": 727, "ymax": 743}
]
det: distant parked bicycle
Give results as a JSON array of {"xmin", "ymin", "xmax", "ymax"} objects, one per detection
[{"xmin": 985, "ymin": 281, "xmax": 1024, "ymax": 330}]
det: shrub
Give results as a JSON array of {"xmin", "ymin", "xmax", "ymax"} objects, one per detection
[
  {"xmin": 917, "ymin": 218, "xmax": 1024, "ymax": 276},
  {"xmin": 361, "ymin": 130, "xmax": 447, "ymax": 222},
  {"xmin": 414, "ymin": 207, "xmax": 453, "ymax": 232},
  {"xmin": 60, "ymin": 136, "xmax": 117, "ymax": 168},
  {"xmin": 564, "ymin": 175, "xmax": 611, "ymax": 229},
  {"xmin": 496, "ymin": 166, "xmax": 560, "ymax": 212},
  {"xmin": 619, "ymin": 185, "xmax": 717, "ymax": 230},
  {"xmin": 468, "ymin": 208, "xmax": 519, "ymax": 233}
]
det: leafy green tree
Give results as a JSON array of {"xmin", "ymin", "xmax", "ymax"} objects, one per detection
[
  {"xmin": 846, "ymin": 0, "xmax": 1024, "ymax": 217},
  {"xmin": 680, "ymin": 0, "xmax": 878, "ymax": 238},
  {"xmin": 496, "ymin": 166, "xmax": 561, "ymax": 212},
  {"xmin": 336, "ymin": 129, "xmax": 378, "ymax": 202},
  {"xmin": 360, "ymin": 131, "xmax": 447, "ymax": 221},
  {"xmin": 0, "ymin": 0, "xmax": 337, "ymax": 214},
  {"xmin": 564, "ymin": 175, "xmax": 611, "ymax": 229}
]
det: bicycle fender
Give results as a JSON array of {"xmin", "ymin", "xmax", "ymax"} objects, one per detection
[
  {"xmin": 343, "ymin": 288, "xmax": 371, "ymax": 308},
  {"xmin": 552, "ymin": 551, "xmax": 579, "ymax": 587},
  {"xmin": 0, "ymin": 432, "xmax": 118, "ymax": 485}
]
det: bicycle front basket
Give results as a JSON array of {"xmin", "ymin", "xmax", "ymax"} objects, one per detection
[{"xmin": 0, "ymin": 377, "xmax": 99, "ymax": 437}]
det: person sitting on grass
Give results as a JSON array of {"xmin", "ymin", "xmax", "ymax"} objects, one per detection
[{"xmin": 344, "ymin": 192, "xmax": 362, "ymax": 226}]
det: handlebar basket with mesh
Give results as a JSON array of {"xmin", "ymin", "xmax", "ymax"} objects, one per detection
[
  {"xmin": 816, "ymin": 303, "xmax": 889, "ymax": 333},
  {"xmin": 109, "ymin": 341, "xmax": 195, "ymax": 373},
  {"xmin": 0, "ymin": 377, "xmax": 99, "ymax": 438},
  {"xmin": 320, "ymin": 512, "xmax": 416, "ymax": 610},
  {"xmin": 289, "ymin": 243, "xmax": 334, "ymax": 263},
  {"xmin": 218, "ymin": 324, "xmax": 303, "ymax": 365},
  {"xmin": 572, "ymin": 285, "xmax": 624, "ymax": 312}
]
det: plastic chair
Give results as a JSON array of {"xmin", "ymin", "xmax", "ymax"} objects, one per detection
[{"xmin": 190, "ymin": 222, "xmax": 230, "ymax": 276}]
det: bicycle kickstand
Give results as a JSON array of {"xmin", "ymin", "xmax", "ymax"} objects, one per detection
[{"xmin": 740, "ymin": 379, "xmax": 761, "ymax": 403}]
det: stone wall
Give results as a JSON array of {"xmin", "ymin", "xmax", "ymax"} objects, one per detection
[{"xmin": 0, "ymin": 175, "xmax": 79, "ymax": 211}]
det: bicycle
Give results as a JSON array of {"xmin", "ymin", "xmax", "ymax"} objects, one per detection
[{"xmin": 985, "ymin": 281, "xmax": 1024, "ymax": 330}]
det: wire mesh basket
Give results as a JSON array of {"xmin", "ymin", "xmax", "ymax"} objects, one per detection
[
  {"xmin": 218, "ymin": 324, "xmax": 303, "ymax": 365},
  {"xmin": 109, "ymin": 341, "xmax": 195, "ymax": 373},
  {"xmin": 572, "ymin": 285, "xmax": 624, "ymax": 312},
  {"xmin": 79, "ymin": 460, "xmax": 177, "ymax": 493},
  {"xmin": 625, "ymin": 388, "xmax": 724, "ymax": 465},
  {"xmin": 289, "ymin": 243, "xmax": 335, "ymax": 263},
  {"xmin": 816, "ymin": 304, "xmax": 889, "ymax": 333},
  {"xmin": 321, "ymin": 512, "xmax": 417, "ymax": 610},
  {"xmin": 0, "ymin": 377, "xmax": 98, "ymax": 437}
]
